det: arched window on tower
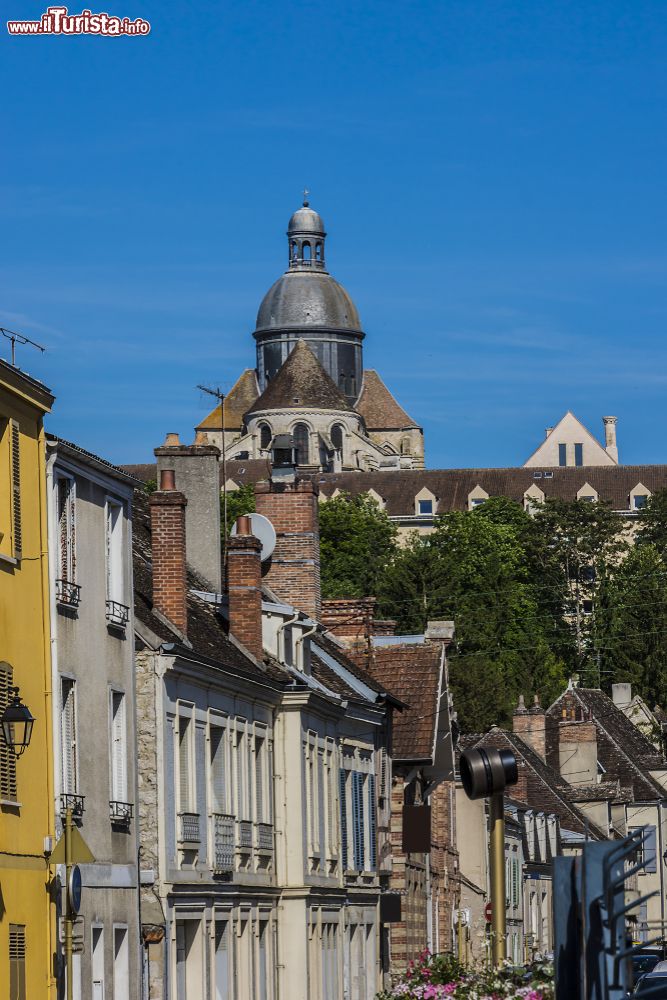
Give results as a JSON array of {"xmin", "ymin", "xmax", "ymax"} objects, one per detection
[
  {"xmin": 293, "ymin": 423, "xmax": 310, "ymax": 465},
  {"xmin": 302, "ymin": 241, "xmax": 311, "ymax": 261},
  {"xmin": 291, "ymin": 240, "xmax": 298, "ymax": 261},
  {"xmin": 259, "ymin": 423, "xmax": 272, "ymax": 451},
  {"xmin": 315, "ymin": 242, "xmax": 322, "ymax": 261},
  {"xmin": 331, "ymin": 423, "xmax": 344, "ymax": 452}
]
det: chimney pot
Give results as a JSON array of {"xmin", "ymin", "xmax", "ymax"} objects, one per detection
[
  {"xmin": 236, "ymin": 515, "xmax": 252, "ymax": 536},
  {"xmin": 160, "ymin": 468, "xmax": 176, "ymax": 491},
  {"xmin": 164, "ymin": 432, "xmax": 181, "ymax": 446},
  {"xmin": 545, "ymin": 426, "xmax": 554, "ymax": 438},
  {"xmin": 194, "ymin": 430, "xmax": 209, "ymax": 445}
]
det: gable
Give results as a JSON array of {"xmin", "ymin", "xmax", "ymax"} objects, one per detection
[{"xmin": 524, "ymin": 412, "xmax": 617, "ymax": 468}]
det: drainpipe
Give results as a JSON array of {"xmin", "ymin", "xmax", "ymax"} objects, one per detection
[
  {"xmin": 276, "ymin": 611, "xmax": 299, "ymax": 665},
  {"xmin": 426, "ymin": 851, "xmax": 434, "ymax": 954},
  {"xmin": 294, "ymin": 621, "xmax": 318, "ymax": 671}
]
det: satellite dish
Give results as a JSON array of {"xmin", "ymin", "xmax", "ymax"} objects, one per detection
[{"xmin": 230, "ymin": 512, "xmax": 276, "ymax": 562}]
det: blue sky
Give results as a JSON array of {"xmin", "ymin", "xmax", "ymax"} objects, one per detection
[{"xmin": 2, "ymin": 0, "xmax": 666, "ymax": 468}]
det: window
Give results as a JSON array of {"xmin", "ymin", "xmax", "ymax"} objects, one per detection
[
  {"xmin": 210, "ymin": 725, "xmax": 226, "ymax": 814},
  {"xmin": 0, "ymin": 419, "xmax": 22, "ymax": 560},
  {"xmin": 235, "ymin": 728, "xmax": 248, "ymax": 820},
  {"xmin": 92, "ymin": 926, "xmax": 105, "ymax": 1000},
  {"xmin": 580, "ymin": 495, "xmax": 596, "ymax": 503},
  {"xmin": 113, "ymin": 927, "xmax": 129, "ymax": 1000},
  {"xmin": 57, "ymin": 475, "xmax": 76, "ymax": 583},
  {"xmin": 61, "ymin": 678, "xmax": 78, "ymax": 794},
  {"xmin": 0, "ymin": 663, "xmax": 17, "ymax": 801},
  {"xmin": 9, "ymin": 925, "xmax": 26, "ymax": 1000},
  {"xmin": 302, "ymin": 241, "xmax": 311, "ymax": 261},
  {"xmin": 322, "ymin": 924, "xmax": 339, "ymax": 1000},
  {"xmin": 293, "ymin": 423, "xmax": 310, "ymax": 465},
  {"xmin": 315, "ymin": 242, "xmax": 323, "ymax": 261},
  {"xmin": 544, "ymin": 471, "xmax": 554, "ymax": 479},
  {"xmin": 634, "ymin": 495, "xmax": 648, "ymax": 510},
  {"xmin": 339, "ymin": 769, "xmax": 348, "ymax": 870},
  {"xmin": 574, "ymin": 443, "xmax": 583, "ymax": 467},
  {"xmin": 178, "ymin": 715, "xmax": 193, "ymax": 813},
  {"xmin": 259, "ymin": 423, "xmax": 272, "ymax": 451},
  {"xmin": 258, "ymin": 920, "xmax": 269, "ymax": 1000},
  {"xmin": 9, "ymin": 420, "xmax": 21, "ymax": 559},
  {"xmin": 214, "ymin": 921, "xmax": 229, "ymax": 1000},
  {"xmin": 105, "ymin": 499, "xmax": 124, "ymax": 603},
  {"xmin": 176, "ymin": 920, "xmax": 204, "ymax": 1000},
  {"xmin": 632, "ymin": 825, "xmax": 657, "ymax": 872},
  {"xmin": 330, "ymin": 423, "xmax": 344, "ymax": 451},
  {"xmin": 418, "ymin": 499, "xmax": 433, "ymax": 515},
  {"xmin": 110, "ymin": 692, "xmax": 127, "ymax": 803},
  {"xmin": 368, "ymin": 773, "xmax": 377, "ymax": 870},
  {"xmin": 255, "ymin": 735, "xmax": 265, "ymax": 824},
  {"xmin": 558, "ymin": 444, "xmax": 567, "ymax": 467},
  {"xmin": 352, "ymin": 771, "xmax": 365, "ymax": 871},
  {"xmin": 470, "ymin": 498, "xmax": 485, "ymax": 508}
]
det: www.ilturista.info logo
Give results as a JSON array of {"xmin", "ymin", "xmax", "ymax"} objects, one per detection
[{"xmin": 7, "ymin": 6, "xmax": 150, "ymax": 34}]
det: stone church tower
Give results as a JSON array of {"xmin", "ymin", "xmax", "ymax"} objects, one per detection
[{"xmin": 197, "ymin": 198, "xmax": 424, "ymax": 472}]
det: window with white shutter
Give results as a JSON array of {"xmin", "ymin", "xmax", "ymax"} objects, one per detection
[
  {"xmin": 61, "ymin": 677, "xmax": 78, "ymax": 794},
  {"xmin": 110, "ymin": 691, "xmax": 127, "ymax": 801},
  {"xmin": 0, "ymin": 663, "xmax": 17, "ymax": 801},
  {"xmin": 235, "ymin": 729, "xmax": 246, "ymax": 820},
  {"xmin": 368, "ymin": 773, "xmax": 377, "ymax": 871},
  {"xmin": 57, "ymin": 475, "xmax": 76, "ymax": 582},
  {"xmin": 255, "ymin": 736, "xmax": 264, "ymax": 824},
  {"xmin": 215, "ymin": 921, "xmax": 229, "ymax": 1000},
  {"xmin": 105, "ymin": 499, "xmax": 124, "ymax": 602},
  {"xmin": 178, "ymin": 715, "xmax": 192, "ymax": 812},
  {"xmin": 210, "ymin": 725, "xmax": 226, "ymax": 814}
]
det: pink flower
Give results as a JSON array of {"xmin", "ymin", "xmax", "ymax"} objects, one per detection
[{"xmin": 443, "ymin": 985, "xmax": 457, "ymax": 995}]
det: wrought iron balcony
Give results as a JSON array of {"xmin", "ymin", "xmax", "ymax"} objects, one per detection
[
  {"xmin": 211, "ymin": 813, "xmax": 235, "ymax": 873},
  {"xmin": 56, "ymin": 579, "xmax": 81, "ymax": 608},
  {"xmin": 237, "ymin": 819, "xmax": 253, "ymax": 850},
  {"xmin": 109, "ymin": 800, "xmax": 133, "ymax": 826},
  {"xmin": 178, "ymin": 812, "xmax": 200, "ymax": 844},
  {"xmin": 106, "ymin": 600, "xmax": 130, "ymax": 628},
  {"xmin": 60, "ymin": 793, "xmax": 85, "ymax": 818},
  {"xmin": 257, "ymin": 822, "xmax": 274, "ymax": 852}
]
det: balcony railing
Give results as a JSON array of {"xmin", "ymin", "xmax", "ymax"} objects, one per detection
[
  {"xmin": 109, "ymin": 800, "xmax": 133, "ymax": 827},
  {"xmin": 106, "ymin": 600, "xmax": 130, "ymax": 628},
  {"xmin": 56, "ymin": 579, "xmax": 81, "ymax": 608},
  {"xmin": 60, "ymin": 793, "xmax": 85, "ymax": 819},
  {"xmin": 257, "ymin": 822, "xmax": 274, "ymax": 852},
  {"xmin": 237, "ymin": 819, "xmax": 253, "ymax": 849},
  {"xmin": 178, "ymin": 812, "xmax": 200, "ymax": 844},
  {"xmin": 211, "ymin": 813, "xmax": 235, "ymax": 873}
]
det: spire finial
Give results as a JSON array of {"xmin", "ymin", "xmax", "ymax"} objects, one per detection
[{"xmin": 302, "ymin": 187, "xmax": 310, "ymax": 207}]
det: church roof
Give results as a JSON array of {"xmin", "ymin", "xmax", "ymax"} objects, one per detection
[
  {"xmin": 255, "ymin": 271, "xmax": 362, "ymax": 333},
  {"xmin": 356, "ymin": 370, "xmax": 420, "ymax": 430},
  {"xmin": 196, "ymin": 369, "xmax": 259, "ymax": 432},
  {"xmin": 246, "ymin": 340, "xmax": 353, "ymax": 414}
]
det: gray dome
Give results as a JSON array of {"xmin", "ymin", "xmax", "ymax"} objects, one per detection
[
  {"xmin": 287, "ymin": 205, "xmax": 325, "ymax": 236},
  {"xmin": 255, "ymin": 271, "xmax": 362, "ymax": 332}
]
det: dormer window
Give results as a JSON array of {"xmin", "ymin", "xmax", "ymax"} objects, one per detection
[
  {"xmin": 577, "ymin": 483, "xmax": 598, "ymax": 503},
  {"xmin": 418, "ymin": 499, "xmax": 433, "ymax": 516},
  {"xmin": 630, "ymin": 482, "xmax": 651, "ymax": 511},
  {"xmin": 468, "ymin": 485, "xmax": 489, "ymax": 511}
]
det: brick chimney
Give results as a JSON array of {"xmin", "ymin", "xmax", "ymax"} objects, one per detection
[
  {"xmin": 321, "ymin": 598, "xmax": 376, "ymax": 651},
  {"xmin": 149, "ymin": 468, "xmax": 188, "ymax": 635},
  {"xmin": 226, "ymin": 514, "xmax": 263, "ymax": 661},
  {"xmin": 254, "ymin": 479, "xmax": 321, "ymax": 620},
  {"xmin": 512, "ymin": 694, "xmax": 546, "ymax": 761},
  {"xmin": 155, "ymin": 433, "xmax": 222, "ymax": 592}
]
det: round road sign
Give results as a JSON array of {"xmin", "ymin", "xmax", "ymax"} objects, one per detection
[
  {"xmin": 484, "ymin": 901, "xmax": 493, "ymax": 923},
  {"xmin": 68, "ymin": 865, "xmax": 82, "ymax": 915}
]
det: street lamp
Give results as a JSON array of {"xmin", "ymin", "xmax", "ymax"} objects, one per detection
[{"xmin": 1, "ymin": 687, "xmax": 35, "ymax": 757}]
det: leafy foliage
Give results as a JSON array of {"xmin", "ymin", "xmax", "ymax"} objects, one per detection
[
  {"xmin": 221, "ymin": 483, "xmax": 255, "ymax": 538},
  {"xmin": 319, "ymin": 492, "xmax": 398, "ymax": 599}
]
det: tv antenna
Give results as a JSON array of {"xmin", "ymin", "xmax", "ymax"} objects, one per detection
[
  {"xmin": 1, "ymin": 327, "xmax": 46, "ymax": 367},
  {"xmin": 197, "ymin": 384, "xmax": 229, "ymax": 563}
]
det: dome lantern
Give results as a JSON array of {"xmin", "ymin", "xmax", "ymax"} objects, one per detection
[{"xmin": 287, "ymin": 191, "xmax": 326, "ymax": 271}]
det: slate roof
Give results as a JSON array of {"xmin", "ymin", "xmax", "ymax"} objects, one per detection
[
  {"xmin": 463, "ymin": 728, "xmax": 608, "ymax": 839},
  {"xmin": 196, "ymin": 370, "xmax": 260, "ymax": 433},
  {"xmin": 547, "ymin": 687, "xmax": 667, "ymax": 800},
  {"xmin": 314, "ymin": 464, "xmax": 667, "ymax": 514},
  {"xmin": 355, "ymin": 370, "xmax": 420, "ymax": 430},
  {"xmin": 364, "ymin": 641, "xmax": 442, "ymax": 760},
  {"xmin": 246, "ymin": 340, "xmax": 353, "ymax": 414},
  {"xmin": 132, "ymin": 489, "xmax": 287, "ymax": 686}
]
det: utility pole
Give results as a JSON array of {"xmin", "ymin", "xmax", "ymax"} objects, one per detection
[
  {"xmin": 197, "ymin": 384, "xmax": 227, "ymax": 566},
  {"xmin": 489, "ymin": 792, "xmax": 506, "ymax": 966},
  {"xmin": 65, "ymin": 807, "xmax": 73, "ymax": 1000}
]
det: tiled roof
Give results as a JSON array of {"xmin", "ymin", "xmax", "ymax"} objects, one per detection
[
  {"xmin": 314, "ymin": 464, "xmax": 667, "ymax": 514},
  {"xmin": 196, "ymin": 369, "xmax": 259, "ymax": 431},
  {"xmin": 470, "ymin": 728, "xmax": 608, "ymax": 839},
  {"xmin": 365, "ymin": 642, "xmax": 442, "ymax": 760},
  {"xmin": 315, "ymin": 632, "xmax": 388, "ymax": 697},
  {"xmin": 132, "ymin": 489, "xmax": 287, "ymax": 686},
  {"xmin": 547, "ymin": 687, "xmax": 667, "ymax": 800},
  {"xmin": 246, "ymin": 340, "xmax": 353, "ymax": 414},
  {"xmin": 47, "ymin": 434, "xmax": 141, "ymax": 485},
  {"xmin": 355, "ymin": 370, "xmax": 419, "ymax": 430}
]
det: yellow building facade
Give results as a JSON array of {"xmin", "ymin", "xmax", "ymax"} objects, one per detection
[{"xmin": 0, "ymin": 359, "xmax": 55, "ymax": 999}]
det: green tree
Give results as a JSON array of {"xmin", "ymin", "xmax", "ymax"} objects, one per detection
[
  {"xmin": 637, "ymin": 489, "xmax": 667, "ymax": 554},
  {"xmin": 318, "ymin": 492, "xmax": 398, "ymax": 599},
  {"xmin": 222, "ymin": 483, "xmax": 255, "ymax": 537}
]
